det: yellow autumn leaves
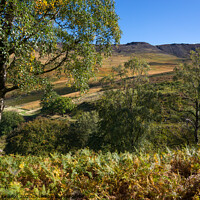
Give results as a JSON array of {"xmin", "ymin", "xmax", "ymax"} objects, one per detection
[
  {"xmin": 1, "ymin": 148, "xmax": 200, "ymax": 199},
  {"xmin": 34, "ymin": 0, "xmax": 68, "ymax": 13},
  {"xmin": 19, "ymin": 162, "xmax": 25, "ymax": 169},
  {"xmin": 28, "ymin": 50, "xmax": 36, "ymax": 72}
]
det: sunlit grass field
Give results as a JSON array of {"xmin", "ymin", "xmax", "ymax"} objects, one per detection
[
  {"xmin": 5, "ymin": 51, "xmax": 186, "ymax": 111},
  {"xmin": 100, "ymin": 52, "xmax": 184, "ymax": 77}
]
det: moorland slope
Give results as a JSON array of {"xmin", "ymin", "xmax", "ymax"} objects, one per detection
[{"xmin": 112, "ymin": 41, "xmax": 200, "ymax": 58}]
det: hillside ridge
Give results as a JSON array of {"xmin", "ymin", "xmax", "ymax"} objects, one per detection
[
  {"xmin": 156, "ymin": 43, "xmax": 200, "ymax": 58},
  {"xmin": 113, "ymin": 42, "xmax": 200, "ymax": 58}
]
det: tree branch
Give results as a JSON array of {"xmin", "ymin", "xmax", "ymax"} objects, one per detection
[
  {"xmin": 36, "ymin": 51, "xmax": 69, "ymax": 75},
  {"xmin": 4, "ymin": 85, "xmax": 19, "ymax": 94},
  {"xmin": 34, "ymin": 39, "xmax": 81, "ymax": 75},
  {"xmin": 186, "ymin": 118, "xmax": 196, "ymax": 129},
  {"xmin": 43, "ymin": 52, "xmax": 64, "ymax": 68},
  {"xmin": 0, "ymin": 0, "xmax": 6, "ymax": 13}
]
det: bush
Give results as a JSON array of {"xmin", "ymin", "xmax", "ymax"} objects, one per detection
[
  {"xmin": 70, "ymin": 111, "xmax": 100, "ymax": 148},
  {"xmin": 5, "ymin": 117, "xmax": 81, "ymax": 155},
  {"xmin": 52, "ymin": 96, "xmax": 76, "ymax": 115},
  {"xmin": 0, "ymin": 111, "xmax": 24, "ymax": 135},
  {"xmin": 41, "ymin": 95, "xmax": 76, "ymax": 116},
  {"xmin": 145, "ymin": 124, "xmax": 194, "ymax": 150},
  {"xmin": 95, "ymin": 86, "xmax": 159, "ymax": 152},
  {"xmin": 40, "ymin": 85, "xmax": 76, "ymax": 115},
  {"xmin": 40, "ymin": 88, "xmax": 59, "ymax": 111}
]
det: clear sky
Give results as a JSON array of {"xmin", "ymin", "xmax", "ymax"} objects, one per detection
[{"xmin": 115, "ymin": 0, "xmax": 200, "ymax": 45}]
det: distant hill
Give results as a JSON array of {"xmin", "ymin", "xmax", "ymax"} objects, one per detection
[
  {"xmin": 112, "ymin": 42, "xmax": 164, "ymax": 55},
  {"xmin": 112, "ymin": 42, "xmax": 200, "ymax": 58},
  {"xmin": 156, "ymin": 43, "xmax": 200, "ymax": 58}
]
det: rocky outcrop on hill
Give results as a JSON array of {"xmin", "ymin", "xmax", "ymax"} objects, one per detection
[
  {"xmin": 112, "ymin": 42, "xmax": 165, "ymax": 55},
  {"xmin": 156, "ymin": 43, "xmax": 200, "ymax": 58},
  {"xmin": 111, "ymin": 42, "xmax": 200, "ymax": 58}
]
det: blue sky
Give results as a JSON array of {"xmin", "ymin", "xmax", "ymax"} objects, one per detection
[{"xmin": 115, "ymin": 0, "xmax": 200, "ymax": 45}]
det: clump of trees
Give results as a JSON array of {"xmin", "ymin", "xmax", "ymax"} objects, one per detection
[
  {"xmin": 2, "ymin": 0, "xmax": 200, "ymax": 155},
  {"xmin": 93, "ymin": 57, "xmax": 159, "ymax": 152},
  {"xmin": 5, "ymin": 116, "xmax": 90, "ymax": 155},
  {"xmin": 5, "ymin": 50, "xmax": 200, "ymax": 155},
  {"xmin": 3, "ymin": 45, "xmax": 200, "ymax": 154},
  {"xmin": 4, "ymin": 58, "xmax": 160, "ymax": 154}
]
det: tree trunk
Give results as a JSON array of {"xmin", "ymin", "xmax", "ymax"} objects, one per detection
[
  {"xmin": 194, "ymin": 128, "xmax": 198, "ymax": 144},
  {"xmin": 0, "ymin": 45, "xmax": 7, "ymax": 121},
  {"xmin": 0, "ymin": 65, "xmax": 6, "ymax": 121},
  {"xmin": 194, "ymin": 99, "xmax": 199, "ymax": 144},
  {"xmin": 0, "ymin": 95, "xmax": 4, "ymax": 121},
  {"xmin": 0, "ymin": 1, "xmax": 15, "ymax": 121}
]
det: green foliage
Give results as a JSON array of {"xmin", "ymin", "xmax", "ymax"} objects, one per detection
[
  {"xmin": 96, "ymin": 84, "xmax": 160, "ymax": 152},
  {"xmin": 40, "ymin": 84, "xmax": 59, "ymax": 107},
  {"xmin": 70, "ymin": 111, "xmax": 100, "ymax": 148},
  {"xmin": 0, "ymin": 0, "xmax": 121, "ymax": 121},
  {"xmin": 124, "ymin": 56, "xmax": 150, "ymax": 81},
  {"xmin": 0, "ymin": 148, "xmax": 200, "ymax": 199},
  {"xmin": 145, "ymin": 124, "xmax": 194, "ymax": 150},
  {"xmin": 41, "ymin": 95, "xmax": 76, "ymax": 116},
  {"xmin": 1, "ymin": 0, "xmax": 121, "ymax": 92},
  {"xmin": 0, "ymin": 111, "xmax": 24, "ymax": 136},
  {"xmin": 95, "ymin": 57, "xmax": 161, "ymax": 152},
  {"xmin": 5, "ymin": 117, "xmax": 81, "ymax": 155},
  {"xmin": 52, "ymin": 96, "xmax": 76, "ymax": 115},
  {"xmin": 173, "ymin": 49, "xmax": 200, "ymax": 143},
  {"xmin": 41, "ymin": 86, "xmax": 76, "ymax": 115}
]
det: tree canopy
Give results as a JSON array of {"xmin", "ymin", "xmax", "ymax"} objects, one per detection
[
  {"xmin": 173, "ymin": 49, "xmax": 200, "ymax": 143},
  {"xmin": 0, "ymin": 0, "xmax": 121, "ymax": 119}
]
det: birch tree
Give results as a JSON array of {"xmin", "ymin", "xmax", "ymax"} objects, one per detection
[{"xmin": 0, "ymin": 0, "xmax": 121, "ymax": 120}]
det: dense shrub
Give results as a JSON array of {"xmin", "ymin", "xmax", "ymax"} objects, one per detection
[
  {"xmin": 40, "ymin": 85, "xmax": 76, "ymax": 115},
  {"xmin": 146, "ymin": 124, "xmax": 195, "ymax": 150},
  {"xmin": 95, "ymin": 86, "xmax": 160, "ymax": 152},
  {"xmin": 40, "ymin": 89, "xmax": 59, "ymax": 110},
  {"xmin": 5, "ymin": 117, "xmax": 81, "ymax": 155},
  {"xmin": 0, "ymin": 111, "xmax": 24, "ymax": 136},
  {"xmin": 41, "ymin": 95, "xmax": 76, "ymax": 115},
  {"xmin": 70, "ymin": 111, "xmax": 100, "ymax": 148}
]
